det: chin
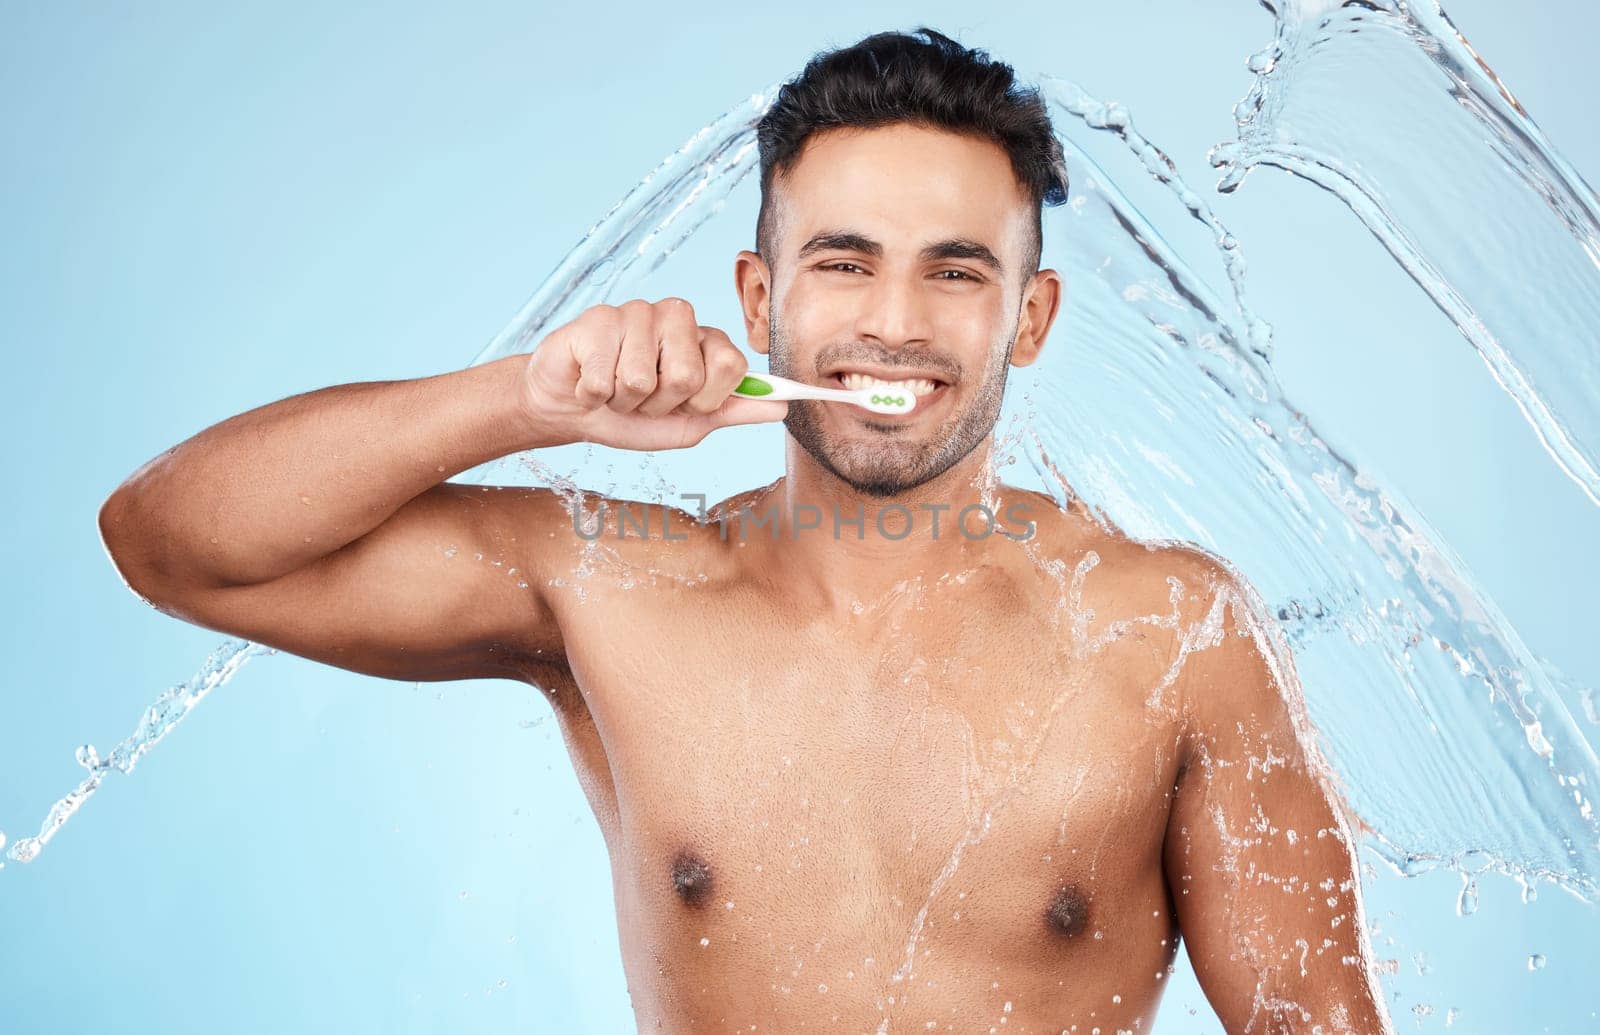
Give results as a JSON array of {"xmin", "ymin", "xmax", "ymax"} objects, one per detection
[
  {"xmin": 825, "ymin": 446, "xmax": 942, "ymax": 496},
  {"xmin": 843, "ymin": 470, "xmax": 925, "ymax": 497}
]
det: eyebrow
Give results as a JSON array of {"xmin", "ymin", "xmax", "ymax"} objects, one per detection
[{"xmin": 796, "ymin": 229, "xmax": 1004, "ymax": 275}]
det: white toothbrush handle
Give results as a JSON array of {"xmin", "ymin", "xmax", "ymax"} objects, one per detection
[{"xmin": 733, "ymin": 372, "xmax": 855, "ymax": 403}]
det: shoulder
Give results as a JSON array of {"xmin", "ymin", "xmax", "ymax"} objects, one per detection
[
  {"xmin": 1145, "ymin": 545, "xmax": 1312, "ymax": 770},
  {"xmin": 481, "ymin": 482, "xmax": 738, "ymax": 588},
  {"xmin": 1011, "ymin": 493, "xmax": 1294, "ymax": 727},
  {"xmin": 1008, "ymin": 487, "xmax": 1235, "ymax": 639}
]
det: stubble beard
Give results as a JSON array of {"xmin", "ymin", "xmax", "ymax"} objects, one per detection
[{"xmin": 767, "ymin": 305, "xmax": 1018, "ymax": 498}]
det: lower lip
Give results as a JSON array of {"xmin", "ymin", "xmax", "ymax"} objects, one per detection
[{"xmin": 829, "ymin": 376, "xmax": 952, "ymax": 419}]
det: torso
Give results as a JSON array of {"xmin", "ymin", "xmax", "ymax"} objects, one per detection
[{"xmin": 519, "ymin": 484, "xmax": 1210, "ymax": 1033}]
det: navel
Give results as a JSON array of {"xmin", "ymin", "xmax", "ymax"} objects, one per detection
[
  {"xmin": 671, "ymin": 849, "xmax": 715, "ymax": 909},
  {"xmin": 1043, "ymin": 882, "xmax": 1091, "ymax": 938}
]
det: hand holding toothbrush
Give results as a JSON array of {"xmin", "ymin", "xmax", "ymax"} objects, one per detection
[
  {"xmin": 518, "ymin": 298, "xmax": 790, "ymax": 452},
  {"xmin": 517, "ymin": 298, "xmax": 914, "ymax": 453}
]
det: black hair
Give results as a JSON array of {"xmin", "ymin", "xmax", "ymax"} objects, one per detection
[{"xmin": 755, "ymin": 26, "xmax": 1068, "ymax": 276}]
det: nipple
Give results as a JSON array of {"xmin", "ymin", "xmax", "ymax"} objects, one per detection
[
  {"xmin": 1044, "ymin": 882, "xmax": 1091, "ymax": 938},
  {"xmin": 671, "ymin": 849, "xmax": 715, "ymax": 909}
]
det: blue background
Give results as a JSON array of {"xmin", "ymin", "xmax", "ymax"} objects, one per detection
[{"xmin": 3, "ymin": 2, "xmax": 1596, "ymax": 1031}]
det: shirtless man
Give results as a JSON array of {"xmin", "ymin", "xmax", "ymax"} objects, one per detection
[{"xmin": 97, "ymin": 26, "xmax": 1393, "ymax": 1035}]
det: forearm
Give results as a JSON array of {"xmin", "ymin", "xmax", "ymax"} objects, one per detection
[{"xmin": 100, "ymin": 353, "xmax": 553, "ymax": 591}]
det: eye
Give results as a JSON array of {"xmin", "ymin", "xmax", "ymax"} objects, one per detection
[
  {"xmin": 821, "ymin": 262, "xmax": 865, "ymax": 274},
  {"xmin": 935, "ymin": 269, "xmax": 978, "ymax": 281}
]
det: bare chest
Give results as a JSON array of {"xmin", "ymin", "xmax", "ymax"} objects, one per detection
[{"xmin": 546, "ymin": 571, "xmax": 1189, "ymax": 1023}]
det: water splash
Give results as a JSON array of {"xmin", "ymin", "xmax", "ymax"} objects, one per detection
[
  {"xmin": 3, "ymin": 639, "xmax": 271, "ymax": 864},
  {"xmin": 1212, "ymin": 0, "xmax": 1600, "ymax": 507},
  {"xmin": 1017, "ymin": 76, "xmax": 1599, "ymax": 898}
]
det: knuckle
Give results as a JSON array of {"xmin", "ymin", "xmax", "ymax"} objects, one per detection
[
  {"xmin": 656, "ymin": 296, "xmax": 694, "ymax": 315},
  {"xmin": 659, "ymin": 364, "xmax": 704, "ymax": 392},
  {"xmin": 710, "ymin": 347, "xmax": 748, "ymax": 376},
  {"xmin": 574, "ymin": 381, "xmax": 610, "ymax": 405},
  {"xmin": 620, "ymin": 372, "xmax": 655, "ymax": 393},
  {"xmin": 580, "ymin": 308, "xmax": 622, "ymax": 341},
  {"xmin": 577, "ymin": 337, "xmax": 613, "ymax": 363}
]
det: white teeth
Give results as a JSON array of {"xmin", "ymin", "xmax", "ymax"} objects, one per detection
[{"xmin": 838, "ymin": 372, "xmax": 941, "ymax": 397}]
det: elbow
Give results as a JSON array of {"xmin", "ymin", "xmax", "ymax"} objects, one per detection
[{"xmin": 98, "ymin": 484, "xmax": 181, "ymax": 607}]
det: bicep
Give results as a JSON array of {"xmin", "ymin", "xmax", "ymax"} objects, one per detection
[
  {"xmin": 147, "ymin": 483, "xmax": 567, "ymax": 683},
  {"xmin": 1163, "ymin": 575, "xmax": 1390, "ymax": 1033}
]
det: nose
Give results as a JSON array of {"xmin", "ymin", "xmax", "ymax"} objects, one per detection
[{"xmin": 852, "ymin": 268, "xmax": 935, "ymax": 351}]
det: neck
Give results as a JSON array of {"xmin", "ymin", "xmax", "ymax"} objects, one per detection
[{"xmin": 738, "ymin": 436, "xmax": 1029, "ymax": 615}]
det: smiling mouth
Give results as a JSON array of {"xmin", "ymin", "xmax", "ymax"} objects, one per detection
[
  {"xmin": 824, "ymin": 371, "xmax": 953, "ymax": 421},
  {"xmin": 830, "ymin": 372, "xmax": 948, "ymax": 398}
]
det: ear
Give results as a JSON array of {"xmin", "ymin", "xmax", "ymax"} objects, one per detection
[
  {"xmin": 734, "ymin": 249, "xmax": 773, "ymax": 355},
  {"xmin": 1009, "ymin": 267, "xmax": 1063, "ymax": 368}
]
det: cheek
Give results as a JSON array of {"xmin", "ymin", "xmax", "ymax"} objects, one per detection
[
  {"xmin": 948, "ymin": 306, "xmax": 1009, "ymax": 364},
  {"xmin": 780, "ymin": 285, "xmax": 851, "ymax": 343}
]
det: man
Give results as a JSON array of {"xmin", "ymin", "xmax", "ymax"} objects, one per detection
[{"xmin": 99, "ymin": 26, "xmax": 1394, "ymax": 1034}]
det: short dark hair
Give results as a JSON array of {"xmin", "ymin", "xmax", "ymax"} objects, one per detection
[{"xmin": 755, "ymin": 26, "xmax": 1068, "ymax": 277}]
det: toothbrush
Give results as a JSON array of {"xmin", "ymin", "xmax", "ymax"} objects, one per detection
[{"xmin": 731, "ymin": 371, "xmax": 917, "ymax": 416}]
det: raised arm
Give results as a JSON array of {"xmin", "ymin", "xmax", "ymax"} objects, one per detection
[
  {"xmin": 1162, "ymin": 563, "xmax": 1394, "ymax": 1034},
  {"xmin": 97, "ymin": 298, "xmax": 787, "ymax": 685},
  {"xmin": 97, "ymin": 354, "xmax": 572, "ymax": 683}
]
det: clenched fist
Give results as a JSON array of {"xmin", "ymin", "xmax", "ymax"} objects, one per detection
[{"xmin": 518, "ymin": 297, "xmax": 789, "ymax": 451}]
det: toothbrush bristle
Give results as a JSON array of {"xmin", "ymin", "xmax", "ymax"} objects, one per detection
[{"xmin": 860, "ymin": 390, "xmax": 917, "ymax": 415}]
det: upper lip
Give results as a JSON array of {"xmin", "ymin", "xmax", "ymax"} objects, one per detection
[{"xmin": 822, "ymin": 364, "xmax": 952, "ymax": 385}]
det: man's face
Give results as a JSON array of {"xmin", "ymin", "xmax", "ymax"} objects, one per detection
[{"xmin": 754, "ymin": 123, "xmax": 1041, "ymax": 497}]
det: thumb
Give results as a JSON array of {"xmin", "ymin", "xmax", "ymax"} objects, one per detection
[{"xmin": 703, "ymin": 396, "xmax": 790, "ymax": 430}]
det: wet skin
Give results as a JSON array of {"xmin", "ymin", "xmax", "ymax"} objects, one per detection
[
  {"xmin": 502, "ymin": 481, "xmax": 1382, "ymax": 1033},
  {"xmin": 466, "ymin": 120, "xmax": 1383, "ymax": 1033}
]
